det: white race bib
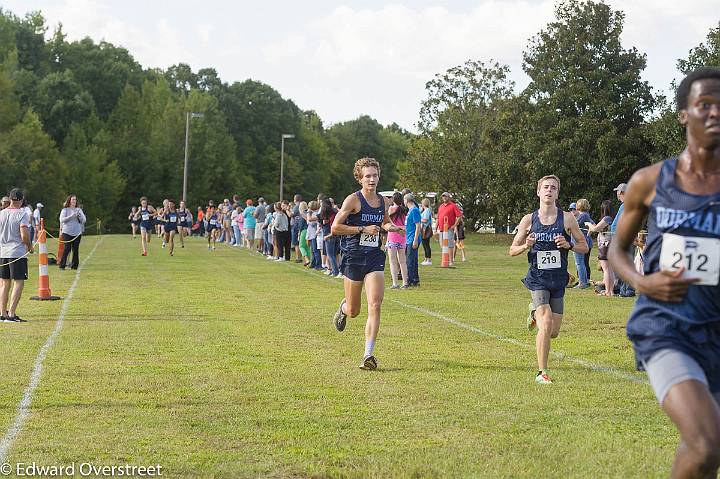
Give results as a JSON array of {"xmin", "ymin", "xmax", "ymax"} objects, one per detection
[
  {"xmin": 142, "ymin": 213, "xmax": 150, "ymax": 221},
  {"xmin": 210, "ymin": 219, "xmax": 217, "ymax": 225},
  {"xmin": 537, "ymin": 250, "xmax": 561, "ymax": 270},
  {"xmin": 359, "ymin": 232, "xmax": 379, "ymax": 247},
  {"xmin": 660, "ymin": 233, "xmax": 720, "ymax": 286},
  {"xmin": 170, "ymin": 216, "xmax": 177, "ymax": 222}
]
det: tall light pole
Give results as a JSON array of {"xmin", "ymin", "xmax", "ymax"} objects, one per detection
[
  {"xmin": 280, "ymin": 133, "xmax": 295, "ymax": 201},
  {"xmin": 182, "ymin": 112, "xmax": 204, "ymax": 204}
]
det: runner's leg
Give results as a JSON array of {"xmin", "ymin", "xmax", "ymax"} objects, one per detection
[
  {"xmin": 663, "ymin": 380, "xmax": 720, "ymax": 478},
  {"xmin": 363, "ymin": 271, "xmax": 385, "ymax": 359},
  {"xmin": 535, "ymin": 304, "xmax": 553, "ymax": 371}
]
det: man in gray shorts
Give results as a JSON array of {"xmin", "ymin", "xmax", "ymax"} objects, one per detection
[
  {"xmin": 608, "ymin": 68, "xmax": 720, "ymax": 478},
  {"xmin": 509, "ymin": 175, "xmax": 587, "ymax": 384}
]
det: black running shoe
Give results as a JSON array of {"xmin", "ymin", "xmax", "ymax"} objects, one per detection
[
  {"xmin": 359, "ymin": 355, "xmax": 378, "ymax": 370},
  {"xmin": 9, "ymin": 315, "xmax": 27, "ymax": 323},
  {"xmin": 333, "ymin": 298, "xmax": 347, "ymax": 332},
  {"xmin": 1, "ymin": 315, "xmax": 10, "ymax": 323}
]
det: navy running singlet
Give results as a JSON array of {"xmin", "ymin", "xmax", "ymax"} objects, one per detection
[
  {"xmin": 207, "ymin": 213, "xmax": 218, "ymax": 229},
  {"xmin": 340, "ymin": 191, "xmax": 385, "ymax": 256},
  {"xmin": 140, "ymin": 207, "xmax": 153, "ymax": 229},
  {"xmin": 523, "ymin": 208, "xmax": 571, "ymax": 291},
  {"xmin": 164, "ymin": 211, "xmax": 178, "ymax": 230},
  {"xmin": 628, "ymin": 158, "xmax": 720, "ymax": 330}
]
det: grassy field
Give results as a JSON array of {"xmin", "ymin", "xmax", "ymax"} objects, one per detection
[{"xmin": 0, "ymin": 233, "xmax": 676, "ymax": 478}]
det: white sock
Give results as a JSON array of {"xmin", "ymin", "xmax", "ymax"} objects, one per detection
[{"xmin": 364, "ymin": 339, "xmax": 375, "ymax": 358}]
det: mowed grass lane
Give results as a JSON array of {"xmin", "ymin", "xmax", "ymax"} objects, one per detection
[{"xmin": 0, "ymin": 234, "xmax": 675, "ymax": 478}]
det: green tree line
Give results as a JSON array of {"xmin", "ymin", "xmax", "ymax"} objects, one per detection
[
  {"xmin": 402, "ymin": 0, "xmax": 720, "ymax": 229},
  {"xmin": 2, "ymin": 2, "xmax": 719, "ymax": 233},
  {"xmin": 0, "ymin": 9, "xmax": 411, "ymax": 232}
]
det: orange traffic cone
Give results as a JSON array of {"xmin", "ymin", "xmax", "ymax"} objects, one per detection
[
  {"xmin": 441, "ymin": 217, "xmax": 450, "ymax": 268},
  {"xmin": 31, "ymin": 219, "xmax": 61, "ymax": 301}
]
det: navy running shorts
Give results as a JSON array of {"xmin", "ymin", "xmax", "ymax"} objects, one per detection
[
  {"xmin": 628, "ymin": 316, "xmax": 720, "ymax": 399},
  {"xmin": 341, "ymin": 250, "xmax": 386, "ymax": 282}
]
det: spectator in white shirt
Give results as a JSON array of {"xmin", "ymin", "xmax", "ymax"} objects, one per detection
[{"xmin": 58, "ymin": 195, "xmax": 86, "ymax": 270}]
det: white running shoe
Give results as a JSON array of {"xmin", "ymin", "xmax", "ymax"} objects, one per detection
[{"xmin": 359, "ymin": 355, "xmax": 378, "ymax": 370}]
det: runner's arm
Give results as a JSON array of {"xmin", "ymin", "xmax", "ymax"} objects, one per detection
[
  {"xmin": 609, "ymin": 165, "xmax": 697, "ymax": 301},
  {"xmin": 561, "ymin": 213, "xmax": 588, "ymax": 253},
  {"xmin": 331, "ymin": 195, "xmax": 364, "ymax": 236},
  {"xmin": 509, "ymin": 214, "xmax": 533, "ymax": 256},
  {"xmin": 382, "ymin": 212, "xmax": 404, "ymax": 233},
  {"xmin": 609, "ymin": 168, "xmax": 654, "ymax": 291}
]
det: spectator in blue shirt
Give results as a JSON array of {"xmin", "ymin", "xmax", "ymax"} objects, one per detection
[
  {"xmin": 610, "ymin": 182, "xmax": 634, "ymax": 296},
  {"xmin": 243, "ymin": 200, "xmax": 257, "ymax": 250},
  {"xmin": 404, "ymin": 194, "xmax": 422, "ymax": 287},
  {"xmin": 610, "ymin": 183, "xmax": 626, "ymax": 234}
]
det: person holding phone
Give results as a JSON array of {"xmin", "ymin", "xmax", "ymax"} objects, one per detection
[{"xmin": 59, "ymin": 194, "xmax": 86, "ymax": 270}]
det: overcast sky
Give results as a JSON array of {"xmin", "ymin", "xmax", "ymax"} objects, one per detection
[{"xmin": 3, "ymin": 0, "xmax": 719, "ymax": 131}]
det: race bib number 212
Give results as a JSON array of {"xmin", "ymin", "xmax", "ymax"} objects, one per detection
[{"xmin": 660, "ymin": 233, "xmax": 720, "ymax": 286}]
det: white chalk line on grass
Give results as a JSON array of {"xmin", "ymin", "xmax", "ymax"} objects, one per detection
[
  {"xmin": 0, "ymin": 237, "xmax": 104, "ymax": 464},
  {"xmin": 387, "ymin": 298, "xmax": 648, "ymax": 384},
  {"xmin": 228, "ymin": 245, "xmax": 648, "ymax": 384}
]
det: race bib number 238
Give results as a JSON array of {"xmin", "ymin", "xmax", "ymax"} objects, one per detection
[
  {"xmin": 359, "ymin": 233, "xmax": 379, "ymax": 247},
  {"xmin": 660, "ymin": 233, "xmax": 720, "ymax": 286}
]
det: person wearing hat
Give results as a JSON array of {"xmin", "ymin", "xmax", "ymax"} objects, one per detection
[
  {"xmin": 32, "ymin": 203, "xmax": 43, "ymax": 242},
  {"xmin": 0, "ymin": 188, "xmax": 34, "ymax": 322},
  {"xmin": 437, "ymin": 192, "xmax": 463, "ymax": 266},
  {"xmin": 610, "ymin": 182, "xmax": 627, "ymax": 234},
  {"xmin": 610, "ymin": 182, "xmax": 635, "ymax": 297}
]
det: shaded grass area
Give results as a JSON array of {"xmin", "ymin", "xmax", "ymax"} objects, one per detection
[{"xmin": 0, "ymin": 234, "xmax": 674, "ymax": 478}]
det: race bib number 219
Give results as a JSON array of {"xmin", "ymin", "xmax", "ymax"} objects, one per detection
[{"xmin": 537, "ymin": 250, "xmax": 561, "ymax": 270}]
